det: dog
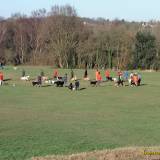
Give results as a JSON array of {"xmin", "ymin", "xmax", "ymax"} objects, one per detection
[
  {"xmin": 112, "ymin": 78, "xmax": 123, "ymax": 87},
  {"xmin": 90, "ymin": 80, "xmax": 98, "ymax": 86},
  {"xmin": 71, "ymin": 76, "xmax": 77, "ymax": 81},
  {"xmin": 32, "ymin": 81, "xmax": 41, "ymax": 87},
  {"xmin": 20, "ymin": 76, "xmax": 30, "ymax": 81},
  {"xmin": 44, "ymin": 80, "xmax": 55, "ymax": 84},
  {"xmin": 106, "ymin": 77, "xmax": 113, "ymax": 81},
  {"xmin": 112, "ymin": 78, "xmax": 117, "ymax": 82},
  {"xmin": 84, "ymin": 77, "xmax": 90, "ymax": 81},
  {"xmin": 54, "ymin": 80, "xmax": 64, "ymax": 87},
  {"xmin": 42, "ymin": 76, "xmax": 48, "ymax": 81}
]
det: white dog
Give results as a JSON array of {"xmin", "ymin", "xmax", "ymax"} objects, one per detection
[
  {"xmin": 112, "ymin": 78, "xmax": 118, "ymax": 82},
  {"xmin": 128, "ymin": 78, "xmax": 132, "ymax": 86},
  {"xmin": 20, "ymin": 75, "xmax": 30, "ymax": 81},
  {"xmin": 44, "ymin": 80, "xmax": 55, "ymax": 84},
  {"xmin": 112, "ymin": 78, "xmax": 119, "ymax": 87},
  {"xmin": 71, "ymin": 76, "xmax": 77, "ymax": 81}
]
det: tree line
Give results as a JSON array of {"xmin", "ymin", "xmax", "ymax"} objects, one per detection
[{"xmin": 0, "ymin": 5, "xmax": 160, "ymax": 70}]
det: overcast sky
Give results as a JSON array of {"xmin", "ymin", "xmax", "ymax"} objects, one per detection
[{"xmin": 0, "ymin": 0, "xmax": 160, "ymax": 21}]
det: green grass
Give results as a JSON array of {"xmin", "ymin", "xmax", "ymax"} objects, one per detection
[{"xmin": 0, "ymin": 66, "xmax": 160, "ymax": 160}]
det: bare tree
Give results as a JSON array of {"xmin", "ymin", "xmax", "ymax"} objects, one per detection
[
  {"xmin": 48, "ymin": 5, "xmax": 81, "ymax": 68},
  {"xmin": 0, "ymin": 21, "xmax": 7, "ymax": 60},
  {"xmin": 50, "ymin": 5, "xmax": 77, "ymax": 17},
  {"xmin": 31, "ymin": 9, "xmax": 47, "ymax": 18}
]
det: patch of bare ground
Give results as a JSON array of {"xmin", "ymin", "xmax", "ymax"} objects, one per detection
[{"xmin": 31, "ymin": 147, "xmax": 160, "ymax": 160}]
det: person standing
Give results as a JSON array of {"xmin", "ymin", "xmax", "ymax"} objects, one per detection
[
  {"xmin": 0, "ymin": 62, "xmax": 4, "ymax": 69},
  {"xmin": 97, "ymin": 71, "xmax": 102, "ymax": 85},
  {"xmin": 138, "ymin": 73, "xmax": 141, "ymax": 86},
  {"xmin": 123, "ymin": 71, "xmax": 129, "ymax": 81},
  {"xmin": 75, "ymin": 80, "xmax": 80, "ymax": 90},
  {"xmin": 84, "ymin": 69, "xmax": 89, "ymax": 80},
  {"xmin": 96, "ymin": 69, "xmax": 99, "ymax": 81},
  {"xmin": 70, "ymin": 69, "xmax": 74, "ymax": 80},
  {"xmin": 40, "ymin": 70, "xmax": 44, "ymax": 77},
  {"xmin": 53, "ymin": 69, "xmax": 58, "ymax": 79},
  {"xmin": 117, "ymin": 70, "xmax": 123, "ymax": 86},
  {"xmin": 133, "ymin": 74, "xmax": 139, "ymax": 86},
  {"xmin": 63, "ymin": 73, "xmax": 68, "ymax": 85},
  {"xmin": 0, "ymin": 72, "xmax": 4, "ymax": 86},
  {"xmin": 84, "ymin": 69, "xmax": 88, "ymax": 78},
  {"xmin": 105, "ymin": 70, "xmax": 110, "ymax": 81},
  {"xmin": 37, "ymin": 75, "xmax": 42, "ymax": 87},
  {"xmin": 22, "ymin": 69, "xmax": 26, "ymax": 77},
  {"xmin": 130, "ymin": 72, "xmax": 134, "ymax": 86}
]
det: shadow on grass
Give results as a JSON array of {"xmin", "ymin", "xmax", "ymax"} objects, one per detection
[
  {"xmin": 79, "ymin": 87, "xmax": 86, "ymax": 90},
  {"xmin": 124, "ymin": 83, "xmax": 147, "ymax": 87},
  {"xmin": 41, "ymin": 85, "xmax": 52, "ymax": 87},
  {"xmin": 3, "ymin": 78, "xmax": 12, "ymax": 82},
  {"xmin": 141, "ymin": 83, "xmax": 147, "ymax": 86}
]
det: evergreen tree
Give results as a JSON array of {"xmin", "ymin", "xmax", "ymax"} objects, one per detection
[{"xmin": 133, "ymin": 31, "xmax": 157, "ymax": 69}]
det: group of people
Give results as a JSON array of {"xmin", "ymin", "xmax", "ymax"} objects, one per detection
[
  {"xmin": 0, "ymin": 67, "xmax": 142, "ymax": 88},
  {"xmin": 94, "ymin": 69, "xmax": 142, "ymax": 87},
  {"xmin": 53, "ymin": 69, "xmax": 80, "ymax": 90},
  {"xmin": 30, "ymin": 69, "xmax": 80, "ymax": 90},
  {"xmin": 29, "ymin": 68, "xmax": 142, "ymax": 88}
]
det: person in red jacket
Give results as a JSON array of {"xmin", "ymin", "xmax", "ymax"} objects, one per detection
[
  {"xmin": 133, "ymin": 74, "xmax": 139, "ymax": 86},
  {"xmin": 53, "ymin": 69, "xmax": 58, "ymax": 79},
  {"xmin": 95, "ymin": 69, "xmax": 99, "ymax": 81},
  {"xmin": 0, "ymin": 72, "xmax": 4, "ymax": 86},
  {"xmin": 97, "ymin": 71, "xmax": 102, "ymax": 86},
  {"xmin": 97, "ymin": 72, "xmax": 102, "ymax": 81}
]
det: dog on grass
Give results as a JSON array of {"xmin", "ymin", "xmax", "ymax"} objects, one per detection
[
  {"xmin": 90, "ymin": 80, "xmax": 98, "ymax": 86},
  {"xmin": 44, "ymin": 80, "xmax": 54, "ymax": 84},
  {"xmin": 32, "ymin": 76, "xmax": 42, "ymax": 87},
  {"xmin": 20, "ymin": 75, "xmax": 30, "ymax": 81},
  {"xmin": 112, "ymin": 77, "xmax": 124, "ymax": 87},
  {"xmin": 32, "ymin": 81, "xmax": 41, "ymax": 87},
  {"xmin": 54, "ymin": 80, "xmax": 64, "ymax": 87}
]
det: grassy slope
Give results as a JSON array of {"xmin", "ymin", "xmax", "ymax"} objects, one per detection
[{"xmin": 0, "ymin": 66, "xmax": 160, "ymax": 160}]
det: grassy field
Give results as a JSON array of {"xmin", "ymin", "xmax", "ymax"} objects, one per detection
[{"xmin": 0, "ymin": 66, "xmax": 160, "ymax": 160}]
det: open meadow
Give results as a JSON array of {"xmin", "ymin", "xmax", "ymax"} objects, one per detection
[{"xmin": 0, "ymin": 66, "xmax": 160, "ymax": 160}]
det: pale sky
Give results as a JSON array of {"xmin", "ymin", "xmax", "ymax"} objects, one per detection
[{"xmin": 0, "ymin": 0, "xmax": 160, "ymax": 21}]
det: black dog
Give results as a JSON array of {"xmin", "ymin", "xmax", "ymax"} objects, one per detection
[
  {"xmin": 117, "ymin": 80, "xmax": 124, "ymax": 86},
  {"xmin": 106, "ymin": 77, "xmax": 113, "ymax": 81},
  {"xmin": 90, "ymin": 80, "xmax": 98, "ymax": 86},
  {"xmin": 54, "ymin": 80, "xmax": 64, "ymax": 87},
  {"xmin": 32, "ymin": 76, "xmax": 42, "ymax": 87},
  {"xmin": 32, "ymin": 81, "xmax": 41, "ymax": 87}
]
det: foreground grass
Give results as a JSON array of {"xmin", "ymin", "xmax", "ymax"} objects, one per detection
[{"xmin": 0, "ymin": 66, "xmax": 160, "ymax": 160}]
